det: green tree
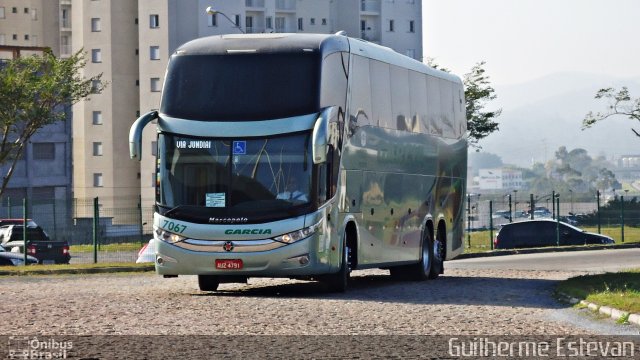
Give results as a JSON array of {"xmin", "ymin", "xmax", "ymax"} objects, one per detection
[
  {"xmin": 0, "ymin": 50, "xmax": 103, "ymax": 196},
  {"xmin": 426, "ymin": 59, "xmax": 501, "ymax": 147},
  {"xmin": 583, "ymin": 87, "xmax": 640, "ymax": 136}
]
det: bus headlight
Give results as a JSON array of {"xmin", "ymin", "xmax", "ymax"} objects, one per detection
[
  {"xmin": 154, "ymin": 226, "xmax": 186, "ymax": 244},
  {"xmin": 274, "ymin": 220, "xmax": 322, "ymax": 244}
]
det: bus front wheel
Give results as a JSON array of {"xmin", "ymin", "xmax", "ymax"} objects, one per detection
[
  {"xmin": 198, "ymin": 275, "xmax": 220, "ymax": 291},
  {"xmin": 323, "ymin": 239, "xmax": 351, "ymax": 292}
]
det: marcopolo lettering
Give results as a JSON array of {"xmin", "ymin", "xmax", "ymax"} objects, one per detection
[{"xmin": 225, "ymin": 229, "xmax": 272, "ymax": 235}]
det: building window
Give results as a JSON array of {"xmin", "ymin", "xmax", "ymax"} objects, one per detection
[
  {"xmin": 151, "ymin": 141, "xmax": 157, "ymax": 156},
  {"xmin": 135, "ymin": 18, "xmax": 138, "ymax": 25},
  {"xmin": 24, "ymin": 34, "xmax": 29, "ymax": 41},
  {"xmin": 93, "ymin": 142, "xmax": 103, "ymax": 156},
  {"xmin": 409, "ymin": 20, "xmax": 415, "ymax": 33},
  {"xmin": 91, "ymin": 18, "xmax": 101, "ymax": 32},
  {"xmin": 12, "ymin": 7, "xmax": 17, "ymax": 14},
  {"xmin": 31, "ymin": 8, "xmax": 37, "ymax": 20},
  {"xmin": 208, "ymin": 13, "xmax": 217, "ymax": 27},
  {"xmin": 0, "ymin": 7, "xmax": 5, "ymax": 19},
  {"xmin": 33, "ymin": 143, "xmax": 55, "ymax": 160},
  {"xmin": 275, "ymin": 17, "xmax": 285, "ymax": 32},
  {"xmin": 92, "ymin": 111, "xmax": 103, "ymax": 125},
  {"xmin": 322, "ymin": 18, "xmax": 327, "ymax": 26},
  {"xmin": 93, "ymin": 173, "xmax": 103, "ymax": 187},
  {"xmin": 150, "ymin": 78, "xmax": 161, "ymax": 92},
  {"xmin": 149, "ymin": 14, "xmax": 159, "ymax": 28},
  {"xmin": 91, "ymin": 80, "xmax": 101, "ymax": 93},
  {"xmin": 361, "ymin": 20, "xmax": 366, "ymax": 31},
  {"xmin": 12, "ymin": 34, "xmax": 17, "ymax": 40},
  {"xmin": 24, "ymin": 7, "xmax": 29, "ymax": 14},
  {"xmin": 245, "ymin": 16, "xmax": 253, "ymax": 32},
  {"xmin": 234, "ymin": 14, "xmax": 240, "ymax": 26},
  {"xmin": 388, "ymin": 20, "xmax": 395, "ymax": 32},
  {"xmin": 297, "ymin": 18, "xmax": 303, "ymax": 31},
  {"xmin": 150, "ymin": 46, "xmax": 159, "ymax": 60},
  {"xmin": 266, "ymin": 16, "xmax": 272, "ymax": 29},
  {"xmin": 91, "ymin": 49, "xmax": 102, "ymax": 63},
  {"xmin": 310, "ymin": 18, "xmax": 315, "ymax": 25}
]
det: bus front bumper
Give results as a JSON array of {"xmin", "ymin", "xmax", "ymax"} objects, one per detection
[{"xmin": 154, "ymin": 235, "xmax": 335, "ymax": 277}]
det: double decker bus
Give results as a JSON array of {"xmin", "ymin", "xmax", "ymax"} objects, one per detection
[{"xmin": 129, "ymin": 33, "xmax": 467, "ymax": 292}]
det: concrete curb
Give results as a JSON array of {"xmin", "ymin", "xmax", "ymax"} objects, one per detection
[
  {"xmin": 557, "ymin": 292, "xmax": 640, "ymax": 327},
  {"xmin": 0, "ymin": 264, "xmax": 154, "ymax": 276},
  {"xmin": 454, "ymin": 242, "xmax": 640, "ymax": 260}
]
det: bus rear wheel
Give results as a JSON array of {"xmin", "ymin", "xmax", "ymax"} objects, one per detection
[
  {"xmin": 390, "ymin": 231, "xmax": 435, "ymax": 281},
  {"xmin": 198, "ymin": 275, "xmax": 220, "ymax": 291}
]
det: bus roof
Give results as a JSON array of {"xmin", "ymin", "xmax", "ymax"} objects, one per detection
[{"xmin": 174, "ymin": 33, "xmax": 460, "ymax": 84}]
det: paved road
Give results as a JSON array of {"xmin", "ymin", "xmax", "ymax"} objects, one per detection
[{"xmin": 448, "ymin": 248, "xmax": 640, "ymax": 272}]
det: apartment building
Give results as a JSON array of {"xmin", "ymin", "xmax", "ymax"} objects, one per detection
[
  {"xmin": 2, "ymin": 0, "xmax": 423, "ymax": 213},
  {"xmin": 0, "ymin": 1, "xmax": 72, "ymax": 210}
]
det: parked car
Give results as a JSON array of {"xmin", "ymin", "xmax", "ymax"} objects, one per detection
[
  {"xmin": 136, "ymin": 239, "xmax": 156, "ymax": 264},
  {"xmin": 494, "ymin": 219, "xmax": 614, "ymax": 249},
  {"xmin": 0, "ymin": 225, "xmax": 70, "ymax": 264},
  {"xmin": 0, "ymin": 244, "xmax": 38, "ymax": 266},
  {"xmin": 0, "ymin": 219, "xmax": 39, "ymax": 228}
]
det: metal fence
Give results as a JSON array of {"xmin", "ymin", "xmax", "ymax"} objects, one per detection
[
  {"xmin": 465, "ymin": 191, "xmax": 640, "ymax": 252},
  {"xmin": 2, "ymin": 191, "xmax": 637, "ymax": 263},
  {"xmin": 0, "ymin": 196, "xmax": 154, "ymax": 264}
]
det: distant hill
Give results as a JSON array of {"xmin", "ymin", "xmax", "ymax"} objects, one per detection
[{"xmin": 477, "ymin": 72, "xmax": 640, "ymax": 167}]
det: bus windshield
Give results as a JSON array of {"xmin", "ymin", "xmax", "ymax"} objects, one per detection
[
  {"xmin": 160, "ymin": 53, "xmax": 321, "ymax": 121},
  {"xmin": 157, "ymin": 132, "xmax": 313, "ymax": 223}
]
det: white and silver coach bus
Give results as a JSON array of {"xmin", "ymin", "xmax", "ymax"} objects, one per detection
[{"xmin": 129, "ymin": 33, "xmax": 467, "ymax": 292}]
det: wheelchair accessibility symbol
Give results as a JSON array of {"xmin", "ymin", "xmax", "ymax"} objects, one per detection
[{"xmin": 233, "ymin": 141, "xmax": 246, "ymax": 155}]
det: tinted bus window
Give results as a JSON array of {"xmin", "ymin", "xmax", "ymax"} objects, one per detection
[
  {"xmin": 390, "ymin": 66, "xmax": 410, "ymax": 131},
  {"xmin": 409, "ymin": 71, "xmax": 428, "ymax": 134},
  {"xmin": 161, "ymin": 53, "xmax": 321, "ymax": 121},
  {"xmin": 439, "ymin": 79, "xmax": 455, "ymax": 138},
  {"xmin": 320, "ymin": 52, "xmax": 348, "ymax": 109},
  {"xmin": 370, "ymin": 60, "xmax": 392, "ymax": 128},
  {"xmin": 349, "ymin": 55, "xmax": 372, "ymax": 128},
  {"xmin": 426, "ymin": 75, "xmax": 441, "ymax": 136}
]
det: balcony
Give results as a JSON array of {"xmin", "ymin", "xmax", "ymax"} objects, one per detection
[
  {"xmin": 245, "ymin": 0, "xmax": 265, "ymax": 8},
  {"xmin": 361, "ymin": 29, "xmax": 380, "ymax": 43},
  {"xmin": 60, "ymin": 19, "xmax": 71, "ymax": 31},
  {"xmin": 60, "ymin": 44, "xmax": 72, "ymax": 58},
  {"xmin": 275, "ymin": 0, "xmax": 296, "ymax": 12},
  {"xmin": 360, "ymin": 0, "xmax": 381, "ymax": 14}
]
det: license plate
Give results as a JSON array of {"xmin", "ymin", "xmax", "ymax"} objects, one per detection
[
  {"xmin": 43, "ymin": 260, "xmax": 55, "ymax": 265},
  {"xmin": 215, "ymin": 259, "xmax": 243, "ymax": 270}
]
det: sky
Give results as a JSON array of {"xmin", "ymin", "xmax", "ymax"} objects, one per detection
[{"xmin": 422, "ymin": 0, "xmax": 640, "ymax": 86}]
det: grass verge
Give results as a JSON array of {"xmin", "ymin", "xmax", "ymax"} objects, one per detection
[
  {"xmin": 556, "ymin": 269, "xmax": 640, "ymax": 314},
  {"xmin": 0, "ymin": 262, "xmax": 154, "ymax": 276}
]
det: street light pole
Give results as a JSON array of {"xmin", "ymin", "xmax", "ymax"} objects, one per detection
[
  {"xmin": 206, "ymin": 6, "xmax": 245, "ymax": 33},
  {"xmin": 513, "ymin": 190, "xmax": 518, "ymax": 219}
]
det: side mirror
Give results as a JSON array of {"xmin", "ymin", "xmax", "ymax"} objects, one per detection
[
  {"xmin": 129, "ymin": 111, "xmax": 158, "ymax": 161},
  {"xmin": 312, "ymin": 107, "xmax": 335, "ymax": 164}
]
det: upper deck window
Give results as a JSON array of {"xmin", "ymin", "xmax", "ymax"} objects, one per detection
[{"xmin": 161, "ymin": 52, "xmax": 321, "ymax": 121}]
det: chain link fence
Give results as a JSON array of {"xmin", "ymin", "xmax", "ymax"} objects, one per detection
[
  {"xmin": 465, "ymin": 191, "xmax": 640, "ymax": 252},
  {"xmin": 2, "ymin": 191, "xmax": 637, "ymax": 262},
  {"xmin": 0, "ymin": 196, "xmax": 154, "ymax": 264}
]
